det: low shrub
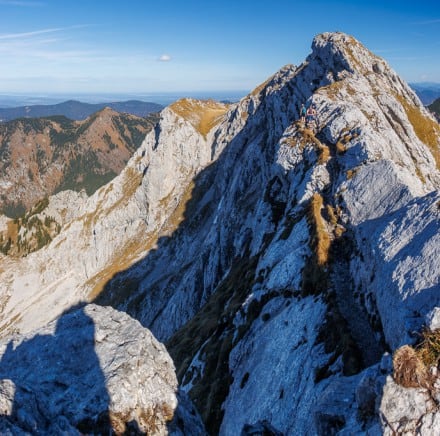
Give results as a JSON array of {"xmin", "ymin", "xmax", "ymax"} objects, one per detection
[{"xmin": 393, "ymin": 329, "xmax": 440, "ymax": 389}]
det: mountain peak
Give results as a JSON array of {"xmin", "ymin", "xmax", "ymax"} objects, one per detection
[
  {"xmin": 307, "ymin": 32, "xmax": 386, "ymax": 81},
  {"xmin": 299, "ymin": 32, "xmax": 440, "ymax": 174},
  {"xmin": 93, "ymin": 106, "xmax": 120, "ymax": 118}
]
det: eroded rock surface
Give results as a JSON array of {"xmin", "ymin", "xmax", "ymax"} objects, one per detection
[{"xmin": 0, "ymin": 304, "xmax": 205, "ymax": 435}]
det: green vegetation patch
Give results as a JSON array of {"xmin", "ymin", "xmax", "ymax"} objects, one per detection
[
  {"xmin": 428, "ymin": 98, "xmax": 440, "ymax": 119},
  {"xmin": 0, "ymin": 197, "xmax": 61, "ymax": 256},
  {"xmin": 54, "ymin": 151, "xmax": 117, "ymax": 196}
]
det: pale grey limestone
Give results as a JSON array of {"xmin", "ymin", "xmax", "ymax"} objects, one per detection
[{"xmin": 0, "ymin": 304, "xmax": 205, "ymax": 435}]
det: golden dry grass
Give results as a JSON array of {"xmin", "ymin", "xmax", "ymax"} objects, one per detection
[
  {"xmin": 318, "ymin": 145, "xmax": 330, "ymax": 164},
  {"xmin": 326, "ymin": 204, "xmax": 338, "ymax": 226},
  {"xmin": 393, "ymin": 345, "xmax": 431, "ymax": 389},
  {"xmin": 299, "ymin": 128, "xmax": 330, "ymax": 164},
  {"xmin": 160, "ymin": 181, "xmax": 195, "ymax": 236},
  {"xmin": 109, "ymin": 402, "xmax": 174, "ymax": 435},
  {"xmin": 87, "ymin": 231, "xmax": 157, "ymax": 300},
  {"xmin": 309, "ymin": 193, "xmax": 331, "ymax": 266},
  {"xmin": 5, "ymin": 220, "xmax": 18, "ymax": 243},
  {"xmin": 396, "ymin": 94, "xmax": 440, "ymax": 169},
  {"xmin": 334, "ymin": 225, "xmax": 346, "ymax": 238},
  {"xmin": 121, "ymin": 167, "xmax": 142, "ymax": 198},
  {"xmin": 346, "ymin": 169, "xmax": 358, "ymax": 180},
  {"xmin": 170, "ymin": 98, "xmax": 229, "ymax": 137},
  {"xmin": 416, "ymin": 329, "xmax": 440, "ymax": 368},
  {"xmin": 393, "ymin": 329, "xmax": 440, "ymax": 390},
  {"xmin": 336, "ymin": 140, "xmax": 347, "ymax": 154},
  {"xmin": 335, "ymin": 130, "xmax": 354, "ymax": 155}
]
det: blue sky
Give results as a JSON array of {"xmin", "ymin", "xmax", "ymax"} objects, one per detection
[{"xmin": 0, "ymin": 0, "xmax": 439, "ymax": 96}]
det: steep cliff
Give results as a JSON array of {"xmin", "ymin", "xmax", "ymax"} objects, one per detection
[{"xmin": 0, "ymin": 32, "xmax": 439, "ymax": 434}]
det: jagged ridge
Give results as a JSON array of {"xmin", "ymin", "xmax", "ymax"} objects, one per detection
[{"xmin": 0, "ymin": 32, "xmax": 439, "ymax": 434}]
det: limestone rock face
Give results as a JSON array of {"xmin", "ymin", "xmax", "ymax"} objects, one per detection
[
  {"xmin": 0, "ymin": 32, "xmax": 439, "ymax": 434},
  {"xmin": 0, "ymin": 104, "xmax": 217, "ymax": 337},
  {"xmin": 0, "ymin": 304, "xmax": 205, "ymax": 435},
  {"xmin": 380, "ymin": 376, "xmax": 440, "ymax": 435}
]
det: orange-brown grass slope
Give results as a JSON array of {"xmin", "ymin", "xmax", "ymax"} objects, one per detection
[
  {"xmin": 0, "ymin": 110, "xmax": 156, "ymax": 216},
  {"xmin": 393, "ymin": 329, "xmax": 440, "ymax": 389},
  {"xmin": 396, "ymin": 94, "xmax": 440, "ymax": 169},
  {"xmin": 170, "ymin": 99, "xmax": 229, "ymax": 137},
  {"xmin": 308, "ymin": 193, "xmax": 331, "ymax": 266}
]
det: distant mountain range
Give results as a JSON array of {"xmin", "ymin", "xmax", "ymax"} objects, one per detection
[
  {"xmin": 0, "ymin": 107, "xmax": 159, "ymax": 220},
  {"xmin": 429, "ymin": 97, "xmax": 440, "ymax": 120},
  {"xmin": 410, "ymin": 83, "xmax": 440, "ymax": 105},
  {"xmin": 0, "ymin": 99, "xmax": 163, "ymax": 122}
]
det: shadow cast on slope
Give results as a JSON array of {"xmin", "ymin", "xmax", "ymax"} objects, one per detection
[
  {"xmin": 0, "ymin": 304, "xmax": 112, "ymax": 434},
  {"xmin": 90, "ymin": 75, "xmax": 391, "ymax": 434},
  {"xmin": 91, "ymin": 41, "xmax": 354, "ymax": 346},
  {"xmin": 91, "ymin": 80, "xmax": 310, "ymax": 434},
  {"xmin": 93, "ymin": 76, "xmax": 308, "ymax": 336}
]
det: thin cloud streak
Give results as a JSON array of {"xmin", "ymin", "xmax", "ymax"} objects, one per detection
[
  {"xmin": 0, "ymin": 25, "xmax": 91, "ymax": 40},
  {"xmin": 0, "ymin": 28, "xmax": 63, "ymax": 40},
  {"xmin": 0, "ymin": 0, "xmax": 45, "ymax": 6},
  {"xmin": 412, "ymin": 18, "xmax": 440, "ymax": 25}
]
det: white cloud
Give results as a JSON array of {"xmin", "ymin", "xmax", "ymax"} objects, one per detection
[{"xmin": 158, "ymin": 54, "xmax": 172, "ymax": 62}]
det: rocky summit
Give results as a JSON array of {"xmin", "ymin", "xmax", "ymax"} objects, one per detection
[{"xmin": 0, "ymin": 32, "xmax": 439, "ymax": 434}]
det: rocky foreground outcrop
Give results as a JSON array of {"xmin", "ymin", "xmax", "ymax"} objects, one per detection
[{"xmin": 0, "ymin": 304, "xmax": 205, "ymax": 435}]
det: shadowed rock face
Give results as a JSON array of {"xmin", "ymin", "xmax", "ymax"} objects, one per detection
[
  {"xmin": 0, "ymin": 32, "xmax": 439, "ymax": 434},
  {"xmin": 0, "ymin": 304, "xmax": 205, "ymax": 435}
]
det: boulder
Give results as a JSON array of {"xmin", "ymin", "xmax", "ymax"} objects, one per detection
[{"xmin": 0, "ymin": 304, "xmax": 205, "ymax": 435}]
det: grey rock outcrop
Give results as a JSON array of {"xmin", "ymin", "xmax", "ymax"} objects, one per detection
[
  {"xmin": 0, "ymin": 304, "xmax": 205, "ymax": 435},
  {"xmin": 380, "ymin": 376, "xmax": 439, "ymax": 435}
]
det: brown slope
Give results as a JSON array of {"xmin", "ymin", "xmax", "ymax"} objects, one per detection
[{"xmin": 0, "ymin": 108, "xmax": 159, "ymax": 217}]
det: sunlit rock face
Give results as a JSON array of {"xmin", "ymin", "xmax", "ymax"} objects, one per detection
[{"xmin": 0, "ymin": 32, "xmax": 439, "ymax": 434}]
